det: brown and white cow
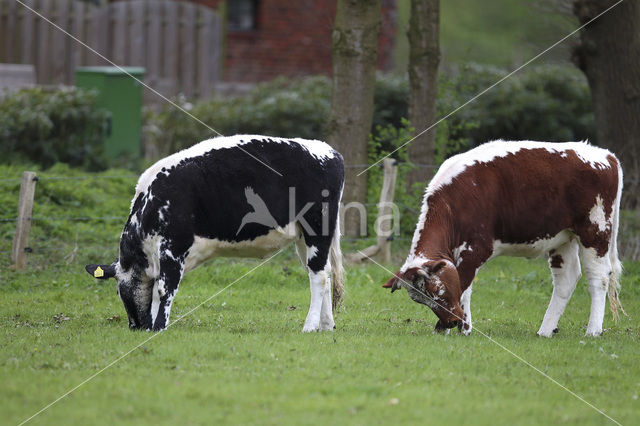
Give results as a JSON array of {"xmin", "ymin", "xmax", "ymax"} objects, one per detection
[{"xmin": 383, "ymin": 141, "xmax": 623, "ymax": 337}]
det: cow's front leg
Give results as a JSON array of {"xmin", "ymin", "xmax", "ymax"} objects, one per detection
[
  {"xmin": 303, "ymin": 269, "xmax": 330, "ymax": 332},
  {"xmin": 150, "ymin": 258, "xmax": 184, "ymax": 331},
  {"xmin": 459, "ymin": 285, "xmax": 473, "ymax": 335}
]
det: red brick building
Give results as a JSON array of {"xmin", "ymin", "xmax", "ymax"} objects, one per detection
[{"xmin": 116, "ymin": 0, "xmax": 397, "ymax": 83}]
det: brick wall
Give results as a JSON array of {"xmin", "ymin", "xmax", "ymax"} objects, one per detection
[{"xmin": 113, "ymin": 0, "xmax": 396, "ymax": 83}]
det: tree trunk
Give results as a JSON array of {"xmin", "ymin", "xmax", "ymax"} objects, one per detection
[
  {"xmin": 573, "ymin": 0, "xmax": 640, "ymax": 208},
  {"xmin": 406, "ymin": 0, "xmax": 440, "ymax": 189},
  {"xmin": 327, "ymin": 0, "xmax": 382, "ymax": 236}
]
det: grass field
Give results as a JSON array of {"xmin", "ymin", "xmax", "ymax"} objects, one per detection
[
  {"xmin": 2, "ymin": 247, "xmax": 640, "ymax": 425},
  {"xmin": 1, "ymin": 166, "xmax": 639, "ymax": 425}
]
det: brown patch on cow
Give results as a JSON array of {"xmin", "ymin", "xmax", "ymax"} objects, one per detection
[{"xmin": 549, "ymin": 254, "xmax": 564, "ymax": 268}]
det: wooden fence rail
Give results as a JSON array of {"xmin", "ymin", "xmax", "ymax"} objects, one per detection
[{"xmin": 0, "ymin": 0, "xmax": 223, "ymax": 101}]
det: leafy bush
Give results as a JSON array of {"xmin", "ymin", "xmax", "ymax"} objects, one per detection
[
  {"xmin": 0, "ymin": 87, "xmax": 110, "ymax": 170},
  {"xmin": 453, "ymin": 64, "xmax": 595, "ymax": 146},
  {"xmin": 145, "ymin": 76, "xmax": 332, "ymax": 156},
  {"xmin": 373, "ymin": 74, "xmax": 409, "ymax": 131},
  {"xmin": 146, "ymin": 64, "xmax": 594, "ymax": 164},
  {"xmin": 145, "ymin": 75, "xmax": 415, "ymax": 157}
]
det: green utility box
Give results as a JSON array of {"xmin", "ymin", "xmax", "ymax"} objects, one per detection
[{"xmin": 75, "ymin": 67, "xmax": 145, "ymax": 159}]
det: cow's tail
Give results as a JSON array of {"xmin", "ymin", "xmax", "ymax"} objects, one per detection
[
  {"xmin": 330, "ymin": 213, "xmax": 345, "ymax": 312},
  {"xmin": 608, "ymin": 159, "xmax": 625, "ymax": 321}
]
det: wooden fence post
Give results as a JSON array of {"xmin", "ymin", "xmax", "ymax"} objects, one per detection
[
  {"xmin": 347, "ymin": 159, "xmax": 398, "ymax": 264},
  {"xmin": 11, "ymin": 171, "xmax": 37, "ymax": 270},
  {"xmin": 376, "ymin": 158, "xmax": 398, "ymax": 263}
]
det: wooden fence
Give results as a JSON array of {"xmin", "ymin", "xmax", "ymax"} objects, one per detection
[{"xmin": 0, "ymin": 0, "xmax": 223, "ymax": 101}]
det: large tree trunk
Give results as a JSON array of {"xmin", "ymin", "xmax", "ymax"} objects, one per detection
[
  {"xmin": 573, "ymin": 0, "xmax": 640, "ymax": 208},
  {"xmin": 328, "ymin": 0, "xmax": 382, "ymax": 236},
  {"xmin": 406, "ymin": 0, "xmax": 440, "ymax": 189}
]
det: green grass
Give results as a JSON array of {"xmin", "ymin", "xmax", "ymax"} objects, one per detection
[
  {"xmin": 2, "ymin": 251, "xmax": 640, "ymax": 425},
  {"xmin": 2, "ymin": 165, "xmax": 639, "ymax": 424}
]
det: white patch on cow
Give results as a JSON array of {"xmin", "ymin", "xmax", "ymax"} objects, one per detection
[
  {"xmin": 142, "ymin": 234, "xmax": 162, "ymax": 279},
  {"xmin": 134, "ymin": 135, "xmax": 336, "ymax": 197},
  {"xmin": 184, "ymin": 222, "xmax": 298, "ymax": 272},
  {"xmin": 164, "ymin": 248, "xmax": 179, "ymax": 262},
  {"xmin": 453, "ymin": 242, "xmax": 472, "ymax": 267},
  {"xmin": 114, "ymin": 262, "xmax": 132, "ymax": 284},
  {"xmin": 460, "ymin": 285, "xmax": 473, "ymax": 335},
  {"xmin": 306, "ymin": 245, "xmax": 318, "ymax": 262},
  {"xmin": 400, "ymin": 255, "xmax": 430, "ymax": 274},
  {"xmin": 290, "ymin": 137, "xmax": 337, "ymax": 161},
  {"xmin": 129, "ymin": 213, "xmax": 139, "ymax": 228},
  {"xmin": 150, "ymin": 279, "xmax": 162, "ymax": 325},
  {"xmin": 490, "ymin": 230, "xmax": 573, "ymax": 260},
  {"xmin": 589, "ymin": 195, "xmax": 609, "ymax": 233},
  {"xmin": 158, "ymin": 201, "xmax": 170, "ymax": 224},
  {"xmin": 406, "ymin": 190, "xmax": 431, "ymax": 263}
]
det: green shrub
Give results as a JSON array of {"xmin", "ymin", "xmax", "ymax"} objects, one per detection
[
  {"xmin": 453, "ymin": 63, "xmax": 595, "ymax": 146},
  {"xmin": 146, "ymin": 64, "xmax": 594, "ymax": 163},
  {"xmin": 145, "ymin": 76, "xmax": 332, "ymax": 156},
  {"xmin": 145, "ymin": 74, "xmax": 415, "ymax": 156},
  {"xmin": 373, "ymin": 74, "xmax": 409, "ymax": 131},
  {"xmin": 0, "ymin": 87, "xmax": 110, "ymax": 170}
]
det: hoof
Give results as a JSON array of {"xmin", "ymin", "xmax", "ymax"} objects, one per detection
[
  {"xmin": 553, "ymin": 328, "xmax": 559, "ymax": 334},
  {"xmin": 458, "ymin": 321, "xmax": 472, "ymax": 336}
]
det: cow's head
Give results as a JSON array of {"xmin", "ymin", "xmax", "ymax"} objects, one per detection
[
  {"xmin": 383, "ymin": 259, "xmax": 463, "ymax": 332},
  {"xmin": 85, "ymin": 261, "xmax": 156, "ymax": 331}
]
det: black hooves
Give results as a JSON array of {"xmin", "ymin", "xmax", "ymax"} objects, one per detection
[{"xmin": 553, "ymin": 328, "xmax": 559, "ymax": 334}]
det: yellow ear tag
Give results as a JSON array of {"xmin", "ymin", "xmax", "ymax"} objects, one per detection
[{"xmin": 94, "ymin": 266, "xmax": 104, "ymax": 278}]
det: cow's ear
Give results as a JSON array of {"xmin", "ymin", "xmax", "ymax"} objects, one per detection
[
  {"xmin": 382, "ymin": 271, "xmax": 402, "ymax": 293},
  {"xmin": 85, "ymin": 264, "xmax": 116, "ymax": 280},
  {"xmin": 424, "ymin": 260, "xmax": 447, "ymax": 274}
]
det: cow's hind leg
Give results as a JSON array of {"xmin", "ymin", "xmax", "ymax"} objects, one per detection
[
  {"xmin": 580, "ymin": 245, "xmax": 612, "ymax": 337},
  {"xmin": 301, "ymin": 237, "xmax": 334, "ymax": 332},
  {"xmin": 302, "ymin": 265, "xmax": 334, "ymax": 332},
  {"xmin": 537, "ymin": 240, "xmax": 581, "ymax": 337}
]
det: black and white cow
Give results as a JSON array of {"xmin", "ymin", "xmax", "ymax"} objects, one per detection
[{"xmin": 86, "ymin": 135, "xmax": 345, "ymax": 332}]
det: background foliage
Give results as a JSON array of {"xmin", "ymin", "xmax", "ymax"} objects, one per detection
[
  {"xmin": 144, "ymin": 64, "xmax": 595, "ymax": 162},
  {"xmin": 0, "ymin": 87, "xmax": 110, "ymax": 170}
]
